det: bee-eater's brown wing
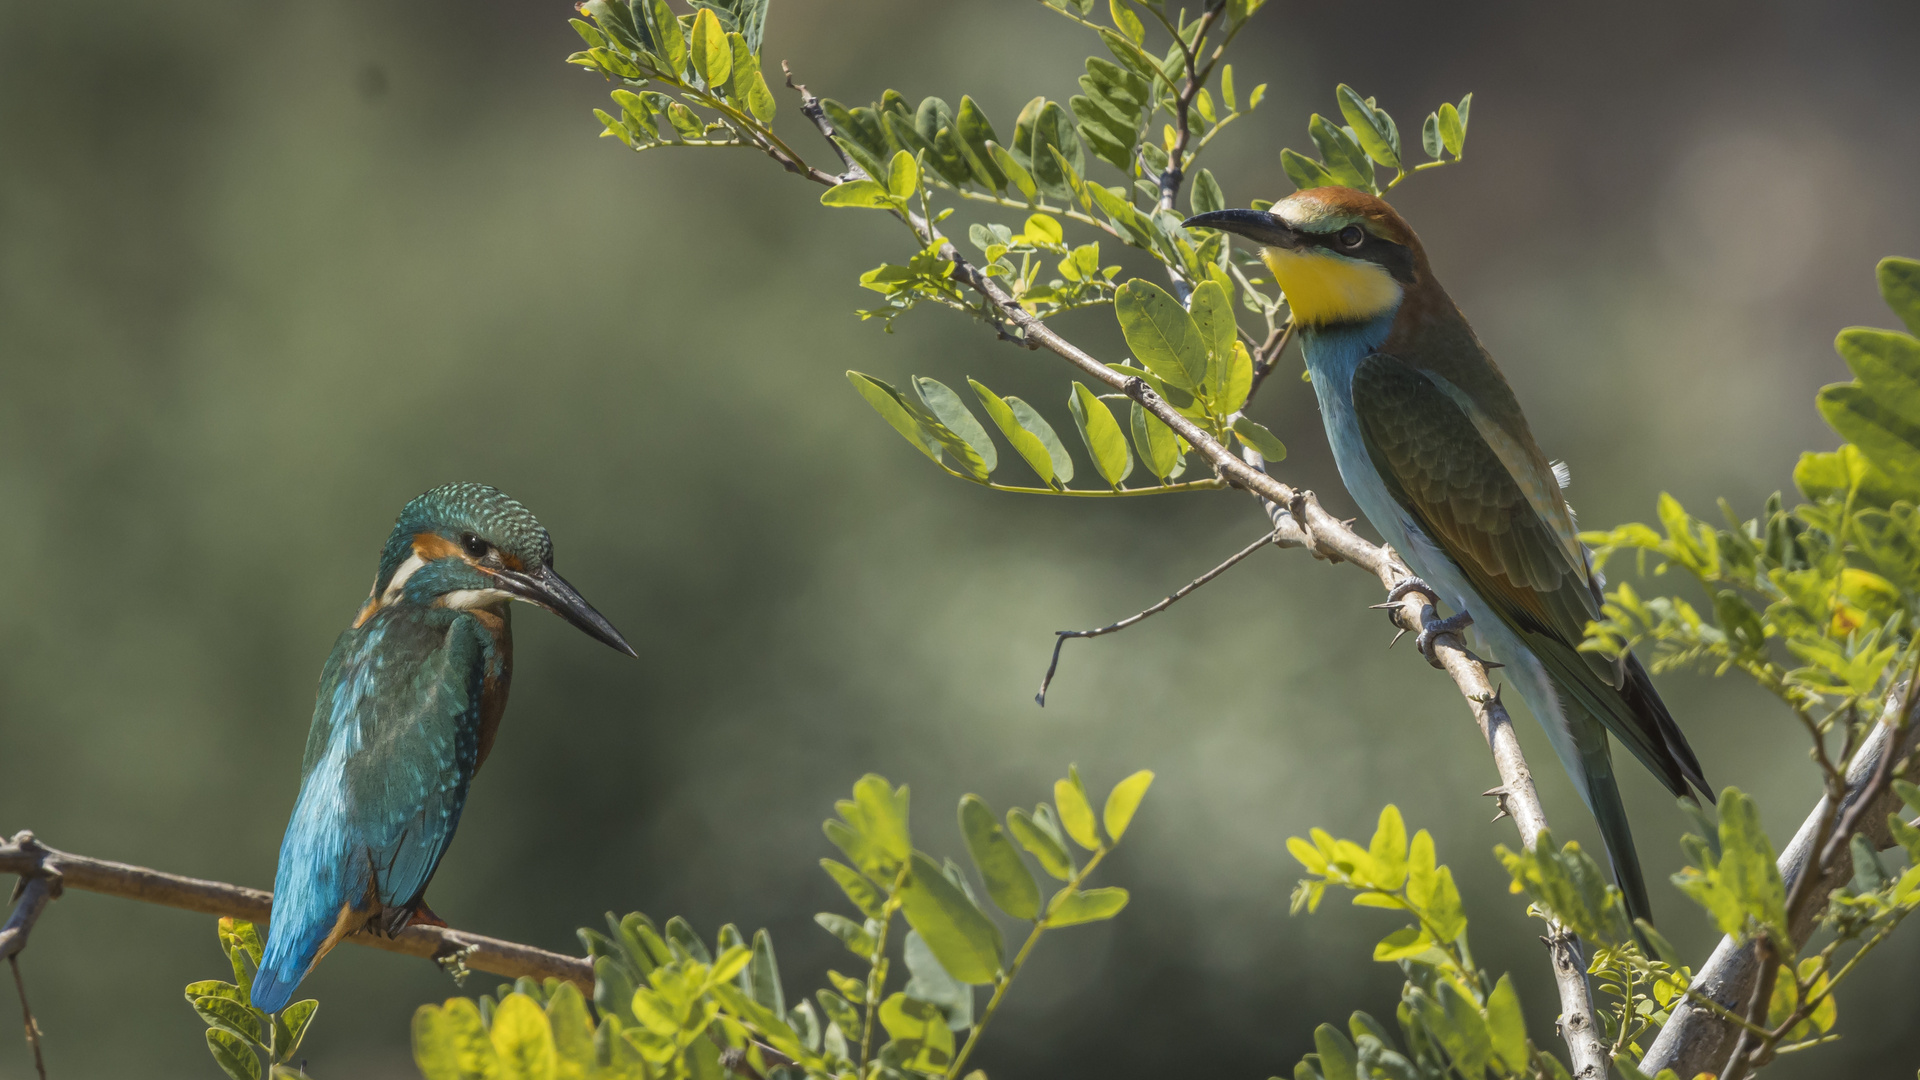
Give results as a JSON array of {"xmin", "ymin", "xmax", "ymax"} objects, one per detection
[{"xmin": 1350, "ymin": 352, "xmax": 1707, "ymax": 800}]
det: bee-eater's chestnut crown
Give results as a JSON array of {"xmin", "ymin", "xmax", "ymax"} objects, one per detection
[{"xmin": 1185, "ymin": 186, "xmax": 1426, "ymax": 328}]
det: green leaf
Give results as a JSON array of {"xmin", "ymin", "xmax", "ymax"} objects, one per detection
[
  {"xmin": 1222, "ymin": 340, "xmax": 1253, "ymax": 415},
  {"xmin": 1108, "ymin": 0, "xmax": 1145, "ymax": 42},
  {"xmin": 1046, "ymin": 885, "xmax": 1130, "ymax": 926},
  {"xmin": 491, "ymin": 994, "xmax": 558, "ymax": 1080},
  {"xmin": 1485, "ymin": 974, "xmax": 1528, "ymax": 1073},
  {"xmin": 1007, "ymin": 807, "xmax": 1075, "ymax": 880},
  {"xmin": 276, "ymin": 999, "xmax": 319, "ymax": 1061},
  {"xmin": 1281, "ymin": 148, "xmax": 1340, "ymax": 191},
  {"xmin": 970, "ymin": 379, "xmax": 1058, "ymax": 486},
  {"xmin": 1366, "ymin": 805, "xmax": 1408, "ymax": 891},
  {"xmin": 901, "ymin": 930, "xmax": 974, "ymax": 1031},
  {"xmin": 1308, "ymin": 114, "xmax": 1374, "ymax": 191},
  {"xmin": 1313, "ymin": 1024, "xmax": 1358, "ymax": 1080},
  {"xmin": 1437, "ymin": 101, "xmax": 1464, "ymax": 158},
  {"xmin": 1717, "ymin": 787, "xmax": 1789, "ymax": 941},
  {"xmin": 877, "ymin": 993, "xmax": 954, "ymax": 1073},
  {"xmin": 648, "ymin": 0, "xmax": 687, "ymax": 75},
  {"xmin": 815, "ymin": 912, "xmax": 877, "ymax": 957},
  {"xmin": 1115, "ymin": 279, "xmax": 1208, "ymax": 389},
  {"xmin": 1068, "ymin": 383, "xmax": 1133, "ymax": 487},
  {"xmin": 1232, "ymin": 417, "xmax": 1287, "ymax": 461},
  {"xmin": 986, "ymin": 141, "xmax": 1037, "ymax": 202},
  {"xmin": 688, "ymin": 7, "xmax": 730, "ymax": 88},
  {"xmin": 868, "ymin": 156, "xmax": 918, "ymax": 210},
  {"xmin": 1130, "ymin": 403, "xmax": 1181, "ymax": 480},
  {"xmin": 192, "ymin": 994, "xmax": 262, "ymax": 1044},
  {"xmin": 821, "ymin": 858, "xmax": 886, "ymax": 920},
  {"xmin": 1028, "ymin": 101, "xmax": 1085, "ymax": 201},
  {"xmin": 1370, "ymin": 926, "xmax": 1433, "ymax": 962},
  {"xmin": 1881, "ymin": 256, "xmax": 1920, "ymax": 336},
  {"xmin": 1420, "ymin": 112, "xmax": 1443, "ymax": 159},
  {"xmin": 914, "ymin": 377, "xmax": 997, "ymax": 473},
  {"xmin": 544, "ymin": 985, "xmax": 593, "ymax": 1076},
  {"xmin": 207, "ymin": 1028, "xmax": 262, "ymax": 1080},
  {"xmin": 1054, "ymin": 767, "xmax": 1102, "ymax": 849},
  {"xmin": 898, "ymin": 852, "xmax": 1004, "ymax": 985},
  {"xmin": 1007, "ymin": 396, "xmax": 1074, "ymax": 483},
  {"xmin": 1189, "ymin": 167, "xmax": 1225, "ymax": 216},
  {"xmin": 413, "ymin": 999, "xmax": 499, "ymax": 1080},
  {"xmin": 1190, "ymin": 279, "xmax": 1238, "ymax": 397},
  {"xmin": 1335, "ymin": 85, "xmax": 1399, "ymax": 168},
  {"xmin": 959, "ymin": 795, "xmax": 1041, "ymax": 919},
  {"xmin": 951, "ymin": 96, "xmax": 1006, "ymax": 190},
  {"xmin": 744, "ymin": 929, "xmax": 784, "ymax": 1017},
  {"xmin": 820, "ymin": 180, "xmax": 896, "ymax": 210},
  {"xmin": 665, "ymin": 916, "xmax": 713, "ymax": 964},
  {"xmin": 1102, "ymin": 769, "xmax": 1154, "ymax": 842},
  {"xmin": 1424, "ymin": 982, "xmax": 1491, "ymax": 1079}
]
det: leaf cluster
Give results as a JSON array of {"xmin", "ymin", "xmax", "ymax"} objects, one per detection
[
  {"xmin": 1286, "ymin": 808, "xmax": 1550, "ymax": 1080},
  {"xmin": 408, "ymin": 767, "xmax": 1150, "ymax": 1080},
  {"xmin": 184, "ymin": 918, "xmax": 319, "ymax": 1080},
  {"xmin": 1279, "ymin": 85, "xmax": 1471, "ymax": 197}
]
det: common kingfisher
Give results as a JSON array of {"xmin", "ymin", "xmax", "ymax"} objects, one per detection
[
  {"xmin": 251, "ymin": 482, "xmax": 636, "ymax": 1011},
  {"xmin": 1187, "ymin": 189, "xmax": 1711, "ymax": 923}
]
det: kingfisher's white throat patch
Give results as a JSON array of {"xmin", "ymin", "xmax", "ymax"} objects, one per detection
[
  {"xmin": 440, "ymin": 588, "xmax": 517, "ymax": 610},
  {"xmin": 1262, "ymin": 247, "xmax": 1402, "ymax": 327}
]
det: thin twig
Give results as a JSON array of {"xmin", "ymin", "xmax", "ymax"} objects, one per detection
[
  {"xmin": 8, "ymin": 956, "xmax": 45, "ymax": 1080},
  {"xmin": 1035, "ymin": 528, "xmax": 1278, "ymax": 705},
  {"xmin": 0, "ymin": 831, "xmax": 591, "ymax": 990}
]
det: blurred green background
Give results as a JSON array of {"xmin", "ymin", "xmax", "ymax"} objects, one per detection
[{"xmin": 3, "ymin": 0, "xmax": 1919, "ymax": 1076}]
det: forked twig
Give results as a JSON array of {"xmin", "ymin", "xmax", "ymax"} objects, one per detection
[{"xmin": 1036, "ymin": 529, "xmax": 1278, "ymax": 705}]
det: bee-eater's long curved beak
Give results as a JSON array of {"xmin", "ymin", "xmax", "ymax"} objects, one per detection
[
  {"xmin": 1182, "ymin": 208, "xmax": 1301, "ymax": 249},
  {"xmin": 495, "ymin": 564, "xmax": 639, "ymax": 657}
]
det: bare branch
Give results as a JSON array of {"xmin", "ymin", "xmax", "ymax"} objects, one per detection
[
  {"xmin": 1036, "ymin": 528, "xmax": 1279, "ymax": 705},
  {"xmin": 0, "ymin": 831, "xmax": 591, "ymax": 990}
]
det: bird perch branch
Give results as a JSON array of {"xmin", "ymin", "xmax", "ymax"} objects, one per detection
[
  {"xmin": 777, "ymin": 69, "xmax": 1608, "ymax": 1076},
  {"xmin": 0, "ymin": 831, "xmax": 591, "ymax": 991}
]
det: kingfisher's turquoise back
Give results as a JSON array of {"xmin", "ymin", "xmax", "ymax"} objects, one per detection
[{"xmin": 251, "ymin": 601, "xmax": 510, "ymax": 1011}]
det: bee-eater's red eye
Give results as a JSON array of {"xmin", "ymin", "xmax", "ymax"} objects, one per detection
[
  {"xmin": 1339, "ymin": 225, "xmax": 1365, "ymax": 248},
  {"xmin": 460, "ymin": 533, "xmax": 488, "ymax": 558}
]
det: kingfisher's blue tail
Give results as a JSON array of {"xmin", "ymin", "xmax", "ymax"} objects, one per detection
[
  {"xmin": 250, "ymin": 926, "xmax": 325, "ymax": 1013},
  {"xmin": 252, "ymin": 805, "xmax": 362, "ymax": 1012}
]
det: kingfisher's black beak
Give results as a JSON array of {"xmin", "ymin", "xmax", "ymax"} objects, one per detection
[
  {"xmin": 1183, "ymin": 208, "xmax": 1301, "ymax": 249},
  {"xmin": 497, "ymin": 564, "xmax": 639, "ymax": 657}
]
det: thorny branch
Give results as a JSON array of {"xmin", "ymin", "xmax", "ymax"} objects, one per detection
[
  {"xmin": 779, "ymin": 67, "xmax": 1608, "ymax": 1078},
  {"xmin": 0, "ymin": 831, "xmax": 592, "ymax": 992},
  {"xmin": 1035, "ymin": 528, "xmax": 1281, "ymax": 705}
]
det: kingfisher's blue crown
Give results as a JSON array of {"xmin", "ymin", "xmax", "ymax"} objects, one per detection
[{"xmin": 376, "ymin": 483, "xmax": 553, "ymax": 593}]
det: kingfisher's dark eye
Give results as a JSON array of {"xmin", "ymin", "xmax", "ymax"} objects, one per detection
[
  {"xmin": 1338, "ymin": 225, "xmax": 1366, "ymax": 248},
  {"xmin": 460, "ymin": 533, "xmax": 489, "ymax": 558}
]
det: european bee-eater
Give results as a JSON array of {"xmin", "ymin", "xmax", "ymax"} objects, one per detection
[
  {"xmin": 251, "ymin": 483, "xmax": 636, "ymax": 1011},
  {"xmin": 1187, "ymin": 188, "xmax": 1710, "ymax": 922}
]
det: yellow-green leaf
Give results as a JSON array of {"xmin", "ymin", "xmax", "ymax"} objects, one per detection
[
  {"xmin": 897, "ymin": 852, "xmax": 1003, "ymax": 985},
  {"xmin": 414, "ymin": 999, "xmax": 501, "ymax": 1080},
  {"xmin": 959, "ymin": 794, "xmax": 1040, "ymax": 920},
  {"xmin": 1054, "ymin": 768, "xmax": 1101, "ymax": 850},
  {"xmin": 1007, "ymin": 807, "xmax": 1074, "ymax": 880},
  {"xmin": 689, "ymin": 8, "xmax": 730, "ymax": 88},
  {"xmin": 1046, "ymin": 885, "xmax": 1129, "ymax": 926},
  {"xmin": 1102, "ymin": 769, "xmax": 1154, "ymax": 842},
  {"xmin": 1068, "ymin": 382, "xmax": 1133, "ymax": 487},
  {"xmin": 1232, "ymin": 417, "xmax": 1286, "ymax": 461}
]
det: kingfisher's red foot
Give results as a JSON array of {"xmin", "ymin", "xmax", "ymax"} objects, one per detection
[{"xmin": 408, "ymin": 904, "xmax": 450, "ymax": 928}]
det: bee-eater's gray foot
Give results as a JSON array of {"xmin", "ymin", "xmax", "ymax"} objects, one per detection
[
  {"xmin": 1415, "ymin": 610, "xmax": 1474, "ymax": 669},
  {"xmin": 1384, "ymin": 576, "xmax": 1441, "ymax": 609}
]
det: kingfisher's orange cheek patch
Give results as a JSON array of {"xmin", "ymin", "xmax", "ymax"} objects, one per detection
[{"xmin": 411, "ymin": 533, "xmax": 463, "ymax": 562}]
